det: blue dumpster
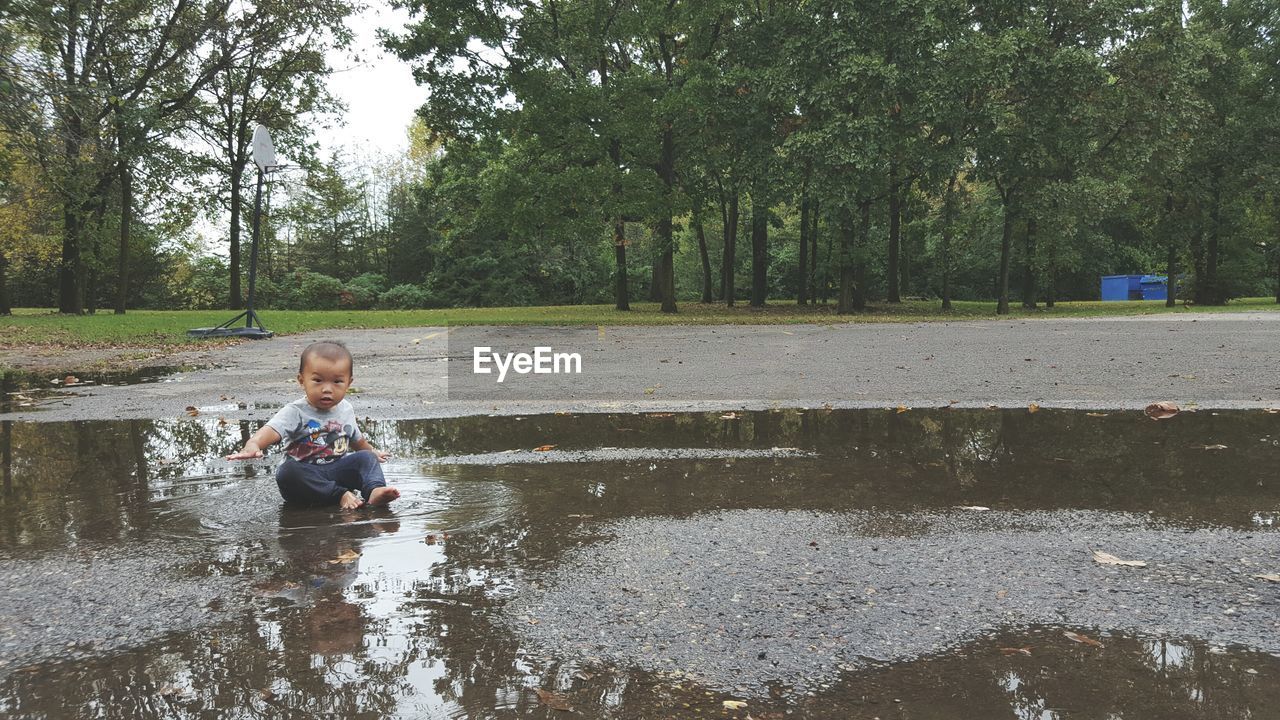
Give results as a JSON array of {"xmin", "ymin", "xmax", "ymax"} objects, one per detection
[
  {"xmin": 1139, "ymin": 275, "xmax": 1168, "ymax": 301},
  {"xmin": 1101, "ymin": 274, "xmax": 1144, "ymax": 301}
]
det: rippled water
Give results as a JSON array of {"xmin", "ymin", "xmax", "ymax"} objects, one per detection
[{"xmin": 0, "ymin": 408, "xmax": 1277, "ymax": 717}]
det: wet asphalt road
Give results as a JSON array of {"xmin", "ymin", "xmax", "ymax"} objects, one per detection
[
  {"xmin": 510, "ymin": 508, "xmax": 1280, "ymax": 693},
  {"xmin": 3, "ymin": 312, "xmax": 1279, "ymax": 423}
]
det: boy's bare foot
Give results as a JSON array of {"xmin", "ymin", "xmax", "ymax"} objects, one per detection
[
  {"xmin": 338, "ymin": 492, "xmax": 364, "ymax": 511},
  {"xmin": 368, "ymin": 486, "xmax": 400, "ymax": 506}
]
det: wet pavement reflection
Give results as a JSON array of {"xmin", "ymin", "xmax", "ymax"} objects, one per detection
[{"xmin": 0, "ymin": 408, "xmax": 1277, "ymax": 718}]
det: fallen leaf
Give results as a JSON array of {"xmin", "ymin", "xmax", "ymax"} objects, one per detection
[
  {"xmin": 1091, "ymin": 549, "xmax": 1147, "ymax": 567},
  {"xmin": 527, "ymin": 618, "xmax": 541, "ymax": 625},
  {"xmin": 184, "ymin": 405, "xmax": 199, "ymax": 417},
  {"xmin": 64, "ymin": 375, "xmax": 79, "ymax": 385},
  {"xmin": 723, "ymin": 700, "xmax": 749, "ymax": 710},
  {"xmin": 258, "ymin": 688, "xmax": 275, "ymax": 701},
  {"xmin": 425, "ymin": 534, "xmax": 436, "ymax": 544},
  {"xmin": 327, "ymin": 549, "xmax": 360, "ymax": 565},
  {"xmin": 535, "ymin": 688, "xmax": 573, "ymax": 712},
  {"xmin": 1200, "ymin": 444, "xmax": 1228, "ymax": 450},
  {"xmin": 648, "ymin": 412, "xmax": 675, "ymax": 418},
  {"xmin": 1254, "ymin": 574, "xmax": 1280, "ymax": 583},
  {"xmin": 996, "ymin": 589, "xmax": 1008, "ymax": 599},
  {"xmin": 1144, "ymin": 401, "xmax": 1180, "ymax": 420},
  {"xmin": 720, "ymin": 412, "xmax": 739, "ymax": 420},
  {"xmin": 1028, "ymin": 403, "xmax": 1040, "ymax": 413},
  {"xmin": 217, "ymin": 417, "xmax": 229, "ymax": 427},
  {"xmin": 219, "ymin": 394, "xmax": 231, "ymax": 401},
  {"xmin": 896, "ymin": 404, "xmax": 909, "ymax": 414},
  {"xmin": 533, "ymin": 444, "xmax": 556, "ymax": 452},
  {"xmin": 1086, "ymin": 412, "xmax": 1108, "ymax": 417},
  {"xmin": 1063, "ymin": 631, "xmax": 1105, "ymax": 648},
  {"xmin": 1000, "ymin": 646, "xmax": 1033, "ymax": 656},
  {"xmin": 1265, "ymin": 408, "xmax": 1280, "ymax": 414}
]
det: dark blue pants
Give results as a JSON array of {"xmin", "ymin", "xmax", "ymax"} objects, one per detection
[{"xmin": 275, "ymin": 450, "xmax": 386, "ymax": 505}]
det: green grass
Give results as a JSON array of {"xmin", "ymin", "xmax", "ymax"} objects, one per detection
[{"xmin": 2, "ymin": 297, "xmax": 1278, "ymax": 348}]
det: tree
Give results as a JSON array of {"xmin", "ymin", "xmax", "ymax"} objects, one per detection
[{"xmin": 186, "ymin": 0, "xmax": 352, "ymax": 310}]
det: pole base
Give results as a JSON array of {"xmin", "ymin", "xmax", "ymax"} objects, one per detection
[
  {"xmin": 187, "ymin": 326, "xmax": 274, "ymax": 339},
  {"xmin": 188, "ymin": 309, "xmax": 273, "ymax": 339}
]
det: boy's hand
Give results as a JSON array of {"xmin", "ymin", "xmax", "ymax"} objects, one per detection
[
  {"xmin": 226, "ymin": 446, "xmax": 263, "ymax": 461},
  {"xmin": 374, "ymin": 449, "xmax": 389, "ymax": 463},
  {"xmin": 338, "ymin": 491, "xmax": 365, "ymax": 511}
]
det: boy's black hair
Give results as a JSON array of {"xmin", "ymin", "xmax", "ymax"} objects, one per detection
[{"xmin": 299, "ymin": 340, "xmax": 354, "ymax": 375}]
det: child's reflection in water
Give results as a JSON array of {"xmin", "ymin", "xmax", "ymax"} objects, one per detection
[{"xmin": 270, "ymin": 507, "xmax": 401, "ymax": 655}]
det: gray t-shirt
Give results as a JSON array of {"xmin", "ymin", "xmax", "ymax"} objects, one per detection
[{"xmin": 265, "ymin": 397, "xmax": 363, "ymax": 464}]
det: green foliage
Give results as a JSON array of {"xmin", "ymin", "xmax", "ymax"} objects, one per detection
[{"xmin": 377, "ymin": 284, "xmax": 431, "ymax": 310}]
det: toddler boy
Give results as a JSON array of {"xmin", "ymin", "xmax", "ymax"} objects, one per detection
[{"xmin": 227, "ymin": 340, "xmax": 400, "ymax": 510}]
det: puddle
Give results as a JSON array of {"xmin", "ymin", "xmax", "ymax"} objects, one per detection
[
  {"xmin": 0, "ymin": 367, "xmax": 188, "ymax": 414},
  {"xmin": 0, "ymin": 408, "xmax": 1277, "ymax": 717}
]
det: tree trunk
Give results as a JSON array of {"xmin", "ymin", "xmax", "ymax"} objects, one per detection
[
  {"xmin": 694, "ymin": 210, "xmax": 712, "ymax": 303},
  {"xmin": 59, "ymin": 174, "xmax": 84, "ymax": 313},
  {"xmin": 1165, "ymin": 193, "xmax": 1177, "ymax": 308},
  {"xmin": 1202, "ymin": 174, "xmax": 1222, "ymax": 304},
  {"xmin": 900, "ymin": 192, "xmax": 911, "ymax": 299},
  {"xmin": 86, "ymin": 200, "xmax": 105, "ymax": 314},
  {"xmin": 940, "ymin": 172, "xmax": 957, "ymax": 311},
  {"xmin": 798, "ymin": 194, "xmax": 810, "ymax": 305},
  {"xmin": 856, "ymin": 199, "xmax": 869, "ymax": 310},
  {"xmin": 657, "ymin": 125, "xmax": 677, "ymax": 313},
  {"xmin": 809, "ymin": 199, "xmax": 820, "ymax": 304},
  {"xmin": 997, "ymin": 192, "xmax": 1013, "ymax": 315},
  {"xmin": 614, "ymin": 219, "xmax": 630, "ymax": 311},
  {"xmin": 887, "ymin": 164, "xmax": 901, "ymax": 302},
  {"xmin": 610, "ymin": 134, "xmax": 629, "ymax": 310},
  {"xmin": 1022, "ymin": 217, "xmax": 1037, "ymax": 309},
  {"xmin": 821, "ymin": 210, "xmax": 833, "ymax": 304},
  {"xmin": 115, "ymin": 160, "xmax": 132, "ymax": 314},
  {"xmin": 723, "ymin": 193, "xmax": 738, "ymax": 307},
  {"xmin": 837, "ymin": 208, "xmax": 856, "ymax": 314},
  {"xmin": 229, "ymin": 166, "xmax": 244, "ymax": 309},
  {"xmin": 0, "ymin": 251, "xmax": 10, "ymax": 315},
  {"xmin": 750, "ymin": 185, "xmax": 767, "ymax": 307},
  {"xmin": 1045, "ymin": 237, "xmax": 1056, "ymax": 308}
]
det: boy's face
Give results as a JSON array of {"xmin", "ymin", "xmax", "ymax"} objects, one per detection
[{"xmin": 297, "ymin": 355, "xmax": 353, "ymax": 411}]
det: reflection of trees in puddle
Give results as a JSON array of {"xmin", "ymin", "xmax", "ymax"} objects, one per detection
[{"xmin": 3, "ymin": 409, "xmax": 1277, "ymax": 549}]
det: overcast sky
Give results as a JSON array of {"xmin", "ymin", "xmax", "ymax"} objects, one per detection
[{"xmin": 317, "ymin": 0, "xmax": 424, "ymax": 161}]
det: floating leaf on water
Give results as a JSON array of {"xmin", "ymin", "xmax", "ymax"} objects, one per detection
[
  {"xmin": 1000, "ymin": 646, "xmax": 1033, "ymax": 656},
  {"xmin": 1144, "ymin": 401, "xmax": 1180, "ymax": 420},
  {"xmin": 1266, "ymin": 408, "xmax": 1280, "ymax": 414},
  {"xmin": 534, "ymin": 688, "xmax": 573, "ymax": 711},
  {"xmin": 1091, "ymin": 549, "xmax": 1147, "ymax": 567},
  {"xmin": 533, "ymin": 444, "xmax": 556, "ymax": 452},
  {"xmin": 1063, "ymin": 631, "xmax": 1105, "ymax": 648},
  {"xmin": 723, "ymin": 699, "xmax": 749, "ymax": 710},
  {"xmin": 1028, "ymin": 403, "xmax": 1040, "ymax": 413},
  {"xmin": 648, "ymin": 412, "xmax": 675, "ymax": 418},
  {"xmin": 327, "ymin": 549, "xmax": 360, "ymax": 565},
  {"xmin": 896, "ymin": 404, "xmax": 909, "ymax": 414},
  {"xmin": 64, "ymin": 375, "xmax": 79, "ymax": 385},
  {"xmin": 1086, "ymin": 412, "xmax": 1108, "ymax": 417},
  {"xmin": 955, "ymin": 505, "xmax": 991, "ymax": 511},
  {"xmin": 1200, "ymin": 444, "xmax": 1228, "ymax": 450},
  {"xmin": 1254, "ymin": 574, "xmax": 1280, "ymax": 583},
  {"xmin": 720, "ymin": 412, "xmax": 739, "ymax": 420}
]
